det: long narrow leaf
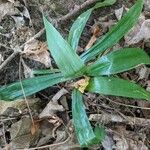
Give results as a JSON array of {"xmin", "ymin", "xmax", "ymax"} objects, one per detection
[
  {"xmin": 87, "ymin": 76, "xmax": 150, "ymax": 100},
  {"xmin": 68, "ymin": 0, "xmax": 117, "ymax": 52},
  {"xmin": 86, "ymin": 48, "xmax": 150, "ymax": 76},
  {"xmin": 43, "ymin": 17, "xmax": 85, "ymax": 77},
  {"xmin": 81, "ymin": 0, "xmax": 144, "ymax": 62},
  {"xmin": 94, "ymin": 0, "xmax": 116, "ymax": 9},
  {"xmin": 33, "ymin": 69, "xmax": 60, "ymax": 75},
  {"xmin": 68, "ymin": 9, "xmax": 93, "ymax": 51},
  {"xmin": 0, "ymin": 73, "xmax": 67, "ymax": 101},
  {"xmin": 72, "ymin": 89, "xmax": 105, "ymax": 147}
]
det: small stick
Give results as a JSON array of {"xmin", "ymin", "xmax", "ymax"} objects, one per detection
[
  {"xmin": 89, "ymin": 113, "xmax": 150, "ymax": 127},
  {"xmin": 0, "ymin": 51, "xmax": 19, "ymax": 71},
  {"xmin": 56, "ymin": 0, "xmax": 98, "ymax": 22}
]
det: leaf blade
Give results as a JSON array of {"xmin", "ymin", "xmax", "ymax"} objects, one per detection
[
  {"xmin": 86, "ymin": 48, "xmax": 150, "ymax": 76},
  {"xmin": 80, "ymin": 0, "xmax": 144, "ymax": 62},
  {"xmin": 87, "ymin": 76, "xmax": 150, "ymax": 100},
  {"xmin": 43, "ymin": 17, "xmax": 85, "ymax": 77},
  {"xmin": 0, "ymin": 73, "xmax": 67, "ymax": 101},
  {"xmin": 68, "ymin": 0, "xmax": 117, "ymax": 52},
  {"xmin": 94, "ymin": 0, "xmax": 116, "ymax": 9},
  {"xmin": 72, "ymin": 89, "xmax": 105, "ymax": 147},
  {"xmin": 68, "ymin": 8, "xmax": 93, "ymax": 51}
]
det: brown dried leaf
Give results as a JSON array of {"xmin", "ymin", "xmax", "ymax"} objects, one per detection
[
  {"xmin": 125, "ymin": 14, "xmax": 150, "ymax": 45},
  {"xmin": 52, "ymin": 88, "xmax": 68, "ymax": 103},
  {"xmin": 74, "ymin": 76, "xmax": 90, "ymax": 93},
  {"xmin": 23, "ymin": 39, "xmax": 52, "ymax": 68},
  {"xmin": 115, "ymin": 6, "xmax": 124, "ymax": 20},
  {"xmin": 39, "ymin": 88, "xmax": 69, "ymax": 118},
  {"xmin": 0, "ymin": 2, "xmax": 18, "ymax": 22},
  {"xmin": 85, "ymin": 25, "xmax": 101, "ymax": 50},
  {"xmin": 31, "ymin": 121, "xmax": 40, "ymax": 135},
  {"xmin": 144, "ymin": 0, "xmax": 150, "ymax": 11},
  {"xmin": 39, "ymin": 101, "xmax": 64, "ymax": 118},
  {"xmin": 0, "ymin": 98, "xmax": 40, "ymax": 115}
]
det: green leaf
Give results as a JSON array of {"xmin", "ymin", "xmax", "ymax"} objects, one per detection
[
  {"xmin": 80, "ymin": 0, "xmax": 144, "ymax": 62},
  {"xmin": 68, "ymin": 0, "xmax": 117, "ymax": 52},
  {"xmin": 33, "ymin": 69, "xmax": 60, "ymax": 75},
  {"xmin": 94, "ymin": 0, "xmax": 116, "ymax": 9},
  {"xmin": 0, "ymin": 73, "xmax": 68, "ymax": 101},
  {"xmin": 94, "ymin": 126, "xmax": 106, "ymax": 143},
  {"xmin": 87, "ymin": 76, "xmax": 150, "ymax": 100},
  {"xmin": 68, "ymin": 8, "xmax": 93, "ymax": 51},
  {"xmin": 43, "ymin": 17, "xmax": 85, "ymax": 77},
  {"xmin": 86, "ymin": 48, "xmax": 150, "ymax": 76},
  {"xmin": 72, "ymin": 89, "xmax": 105, "ymax": 147}
]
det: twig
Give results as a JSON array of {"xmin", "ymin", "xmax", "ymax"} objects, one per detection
[
  {"xmin": 56, "ymin": 0, "xmax": 98, "ymax": 22},
  {"xmin": 89, "ymin": 113, "xmax": 150, "ymax": 127},
  {"xmin": 0, "ymin": 51, "xmax": 19, "ymax": 71},
  {"xmin": 19, "ymin": 56, "xmax": 35, "ymax": 127},
  {"xmin": 20, "ymin": 28, "xmax": 45, "ymax": 48},
  {"xmin": 101, "ymin": 95, "xmax": 150, "ymax": 110}
]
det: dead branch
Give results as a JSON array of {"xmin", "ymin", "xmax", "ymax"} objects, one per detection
[
  {"xmin": 0, "ymin": 51, "xmax": 19, "ymax": 71},
  {"xmin": 56, "ymin": 0, "xmax": 98, "ymax": 22},
  {"xmin": 89, "ymin": 113, "xmax": 150, "ymax": 127}
]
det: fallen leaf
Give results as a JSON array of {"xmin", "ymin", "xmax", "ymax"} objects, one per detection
[
  {"xmin": 39, "ymin": 101, "xmax": 64, "ymax": 118},
  {"xmin": 23, "ymin": 39, "xmax": 52, "ymax": 68},
  {"xmin": 0, "ymin": 98, "xmax": 40, "ymax": 115},
  {"xmin": 85, "ymin": 25, "xmax": 101, "ymax": 50},
  {"xmin": 136, "ymin": 66, "xmax": 150, "ymax": 80},
  {"xmin": 10, "ymin": 134, "xmax": 32, "ymax": 149},
  {"xmin": 52, "ymin": 88, "xmax": 68, "ymax": 103},
  {"xmin": 10, "ymin": 117, "xmax": 32, "ymax": 139},
  {"xmin": 146, "ymin": 81, "xmax": 150, "ymax": 91},
  {"xmin": 31, "ymin": 121, "xmax": 40, "ymax": 135},
  {"xmin": 144, "ymin": 0, "xmax": 150, "ymax": 11},
  {"xmin": 21, "ymin": 58, "xmax": 34, "ymax": 78},
  {"xmin": 0, "ymin": 1, "xmax": 18, "ymax": 22},
  {"xmin": 113, "ymin": 128, "xmax": 148, "ymax": 150},
  {"xmin": 11, "ymin": 15, "xmax": 25, "ymax": 29},
  {"xmin": 125, "ymin": 14, "xmax": 150, "ymax": 45},
  {"xmin": 102, "ymin": 135, "xmax": 115, "ymax": 150},
  {"xmin": 115, "ymin": 6, "xmax": 124, "ymax": 20},
  {"xmin": 74, "ymin": 76, "xmax": 90, "ymax": 93}
]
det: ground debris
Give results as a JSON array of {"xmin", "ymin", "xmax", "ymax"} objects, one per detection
[{"xmin": 22, "ymin": 39, "xmax": 52, "ymax": 68}]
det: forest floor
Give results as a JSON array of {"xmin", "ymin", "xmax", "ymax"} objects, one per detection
[{"xmin": 0, "ymin": 0, "xmax": 150, "ymax": 149}]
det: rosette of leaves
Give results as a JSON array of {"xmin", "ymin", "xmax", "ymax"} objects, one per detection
[{"xmin": 0, "ymin": 0, "xmax": 149, "ymax": 147}]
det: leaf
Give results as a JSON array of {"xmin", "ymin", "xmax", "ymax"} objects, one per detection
[
  {"xmin": 43, "ymin": 17, "xmax": 85, "ymax": 77},
  {"xmin": 68, "ymin": 0, "xmax": 117, "ymax": 52},
  {"xmin": 86, "ymin": 48, "xmax": 150, "ymax": 76},
  {"xmin": 80, "ymin": 0, "xmax": 144, "ymax": 62},
  {"xmin": 68, "ymin": 8, "xmax": 93, "ymax": 51},
  {"xmin": 0, "ymin": 73, "xmax": 67, "ymax": 101},
  {"xmin": 94, "ymin": 0, "xmax": 116, "ymax": 9},
  {"xmin": 87, "ymin": 76, "xmax": 150, "ymax": 100},
  {"xmin": 23, "ymin": 40, "xmax": 51, "ymax": 68},
  {"xmin": 32, "ymin": 69, "xmax": 60, "ymax": 75},
  {"xmin": 72, "ymin": 89, "xmax": 105, "ymax": 147}
]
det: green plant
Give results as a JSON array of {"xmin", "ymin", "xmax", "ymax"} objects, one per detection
[{"xmin": 0, "ymin": 0, "xmax": 150, "ymax": 147}]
